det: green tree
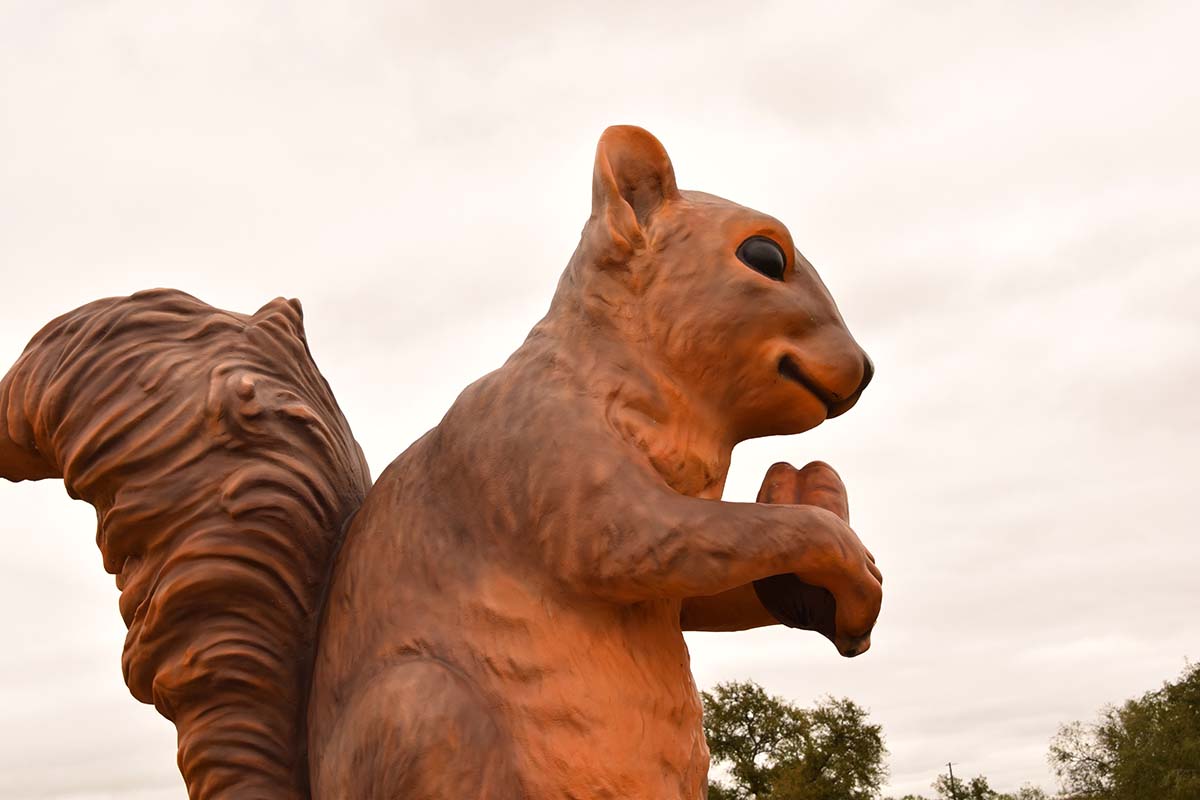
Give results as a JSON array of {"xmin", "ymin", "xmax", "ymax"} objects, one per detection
[
  {"xmin": 703, "ymin": 681, "xmax": 807, "ymax": 798},
  {"xmin": 702, "ymin": 680, "xmax": 888, "ymax": 800},
  {"xmin": 895, "ymin": 772, "xmax": 1047, "ymax": 800},
  {"xmin": 1049, "ymin": 661, "xmax": 1200, "ymax": 800},
  {"xmin": 933, "ymin": 772, "xmax": 996, "ymax": 800},
  {"xmin": 1009, "ymin": 787, "xmax": 1050, "ymax": 800}
]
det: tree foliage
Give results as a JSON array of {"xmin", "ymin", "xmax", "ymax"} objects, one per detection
[
  {"xmin": 1049, "ymin": 661, "xmax": 1200, "ymax": 800},
  {"xmin": 888, "ymin": 771, "xmax": 1047, "ymax": 800},
  {"xmin": 934, "ymin": 772, "xmax": 997, "ymax": 800},
  {"xmin": 928, "ymin": 771, "xmax": 1047, "ymax": 800},
  {"xmin": 702, "ymin": 680, "xmax": 888, "ymax": 800},
  {"xmin": 705, "ymin": 661, "xmax": 1198, "ymax": 800}
]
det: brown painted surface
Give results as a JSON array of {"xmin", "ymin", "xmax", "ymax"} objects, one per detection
[
  {"xmin": 0, "ymin": 292, "xmax": 370, "ymax": 798},
  {"xmin": 0, "ymin": 126, "xmax": 880, "ymax": 799}
]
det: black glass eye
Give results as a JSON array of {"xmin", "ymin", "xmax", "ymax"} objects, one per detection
[{"xmin": 736, "ymin": 236, "xmax": 787, "ymax": 281}]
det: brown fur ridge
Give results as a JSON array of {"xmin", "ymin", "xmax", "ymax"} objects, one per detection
[{"xmin": 0, "ymin": 289, "xmax": 371, "ymax": 799}]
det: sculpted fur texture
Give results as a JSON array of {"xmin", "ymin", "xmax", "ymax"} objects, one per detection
[
  {"xmin": 1, "ymin": 126, "xmax": 881, "ymax": 799},
  {"xmin": 0, "ymin": 291, "xmax": 370, "ymax": 798}
]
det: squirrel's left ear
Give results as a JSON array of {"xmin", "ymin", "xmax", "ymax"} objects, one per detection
[{"xmin": 590, "ymin": 126, "xmax": 680, "ymax": 255}]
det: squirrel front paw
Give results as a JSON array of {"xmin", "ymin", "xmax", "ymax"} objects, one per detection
[{"xmin": 753, "ymin": 461, "xmax": 882, "ymax": 658}]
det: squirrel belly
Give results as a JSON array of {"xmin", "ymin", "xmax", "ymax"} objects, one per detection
[{"xmin": 307, "ymin": 356, "xmax": 712, "ymax": 799}]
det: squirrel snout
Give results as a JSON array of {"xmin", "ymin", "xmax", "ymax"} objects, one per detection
[
  {"xmin": 857, "ymin": 354, "xmax": 875, "ymax": 396},
  {"xmin": 825, "ymin": 352, "xmax": 873, "ymax": 418},
  {"xmin": 775, "ymin": 339, "xmax": 872, "ymax": 418}
]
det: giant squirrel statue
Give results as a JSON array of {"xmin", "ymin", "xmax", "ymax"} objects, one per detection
[{"xmin": 0, "ymin": 126, "xmax": 882, "ymax": 799}]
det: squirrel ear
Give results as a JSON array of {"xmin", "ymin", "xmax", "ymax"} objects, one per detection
[{"xmin": 590, "ymin": 126, "xmax": 680, "ymax": 253}]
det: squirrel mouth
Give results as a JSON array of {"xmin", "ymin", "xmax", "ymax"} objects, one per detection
[{"xmin": 777, "ymin": 355, "xmax": 859, "ymax": 418}]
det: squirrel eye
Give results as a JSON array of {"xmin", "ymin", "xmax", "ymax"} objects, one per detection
[{"xmin": 736, "ymin": 236, "xmax": 787, "ymax": 281}]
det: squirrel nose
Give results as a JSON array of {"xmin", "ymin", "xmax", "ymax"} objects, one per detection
[
  {"xmin": 857, "ymin": 354, "xmax": 874, "ymax": 397},
  {"xmin": 824, "ymin": 351, "xmax": 873, "ymax": 419}
]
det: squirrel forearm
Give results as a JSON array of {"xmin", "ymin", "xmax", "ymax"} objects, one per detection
[
  {"xmin": 551, "ymin": 486, "xmax": 850, "ymax": 605},
  {"xmin": 680, "ymin": 584, "xmax": 780, "ymax": 631}
]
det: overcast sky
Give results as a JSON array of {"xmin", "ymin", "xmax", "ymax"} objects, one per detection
[{"xmin": 2, "ymin": 2, "xmax": 1198, "ymax": 798}]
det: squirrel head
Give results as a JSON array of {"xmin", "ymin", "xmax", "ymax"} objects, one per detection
[{"xmin": 553, "ymin": 125, "xmax": 873, "ymax": 443}]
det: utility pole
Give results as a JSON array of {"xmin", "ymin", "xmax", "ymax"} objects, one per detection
[{"xmin": 946, "ymin": 762, "xmax": 961, "ymax": 800}]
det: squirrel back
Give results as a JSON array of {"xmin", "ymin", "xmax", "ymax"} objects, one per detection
[{"xmin": 0, "ymin": 289, "xmax": 370, "ymax": 798}]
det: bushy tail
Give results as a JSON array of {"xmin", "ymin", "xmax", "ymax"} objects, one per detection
[{"xmin": 0, "ymin": 289, "xmax": 372, "ymax": 799}]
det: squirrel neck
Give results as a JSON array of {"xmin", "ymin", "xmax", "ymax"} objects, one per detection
[{"xmin": 515, "ymin": 296, "xmax": 735, "ymax": 500}]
